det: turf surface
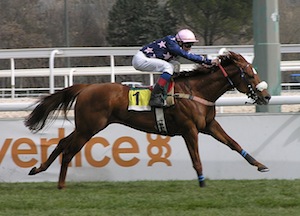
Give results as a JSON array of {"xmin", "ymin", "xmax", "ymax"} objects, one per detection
[{"xmin": 0, "ymin": 180, "xmax": 299, "ymax": 216}]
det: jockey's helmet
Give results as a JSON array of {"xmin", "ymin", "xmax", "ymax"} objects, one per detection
[{"xmin": 175, "ymin": 29, "xmax": 199, "ymax": 43}]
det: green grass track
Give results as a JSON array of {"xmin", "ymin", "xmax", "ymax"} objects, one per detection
[{"xmin": 0, "ymin": 180, "xmax": 299, "ymax": 216}]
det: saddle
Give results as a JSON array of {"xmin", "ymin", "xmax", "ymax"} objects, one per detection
[
  {"xmin": 126, "ymin": 78, "xmax": 215, "ymax": 112},
  {"xmin": 126, "ymin": 81, "xmax": 214, "ymax": 134}
]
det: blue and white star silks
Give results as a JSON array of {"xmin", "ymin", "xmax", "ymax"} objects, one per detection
[{"xmin": 140, "ymin": 35, "xmax": 210, "ymax": 64}]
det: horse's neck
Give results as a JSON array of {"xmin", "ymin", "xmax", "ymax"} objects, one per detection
[{"xmin": 181, "ymin": 67, "xmax": 234, "ymax": 102}]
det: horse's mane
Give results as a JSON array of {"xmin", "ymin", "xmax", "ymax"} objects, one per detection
[
  {"xmin": 172, "ymin": 52, "xmax": 237, "ymax": 80},
  {"xmin": 172, "ymin": 65, "xmax": 212, "ymax": 79}
]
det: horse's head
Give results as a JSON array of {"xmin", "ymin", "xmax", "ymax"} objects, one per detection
[{"xmin": 219, "ymin": 51, "xmax": 271, "ymax": 105}]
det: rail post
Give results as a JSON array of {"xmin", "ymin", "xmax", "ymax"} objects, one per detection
[
  {"xmin": 110, "ymin": 55, "xmax": 115, "ymax": 83},
  {"xmin": 68, "ymin": 68, "xmax": 76, "ymax": 86},
  {"xmin": 49, "ymin": 49, "xmax": 63, "ymax": 94},
  {"xmin": 10, "ymin": 58, "xmax": 15, "ymax": 98}
]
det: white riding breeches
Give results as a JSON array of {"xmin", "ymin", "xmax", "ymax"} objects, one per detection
[{"xmin": 132, "ymin": 51, "xmax": 180, "ymax": 75}]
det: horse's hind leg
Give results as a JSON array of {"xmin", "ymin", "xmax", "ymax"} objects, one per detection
[
  {"xmin": 28, "ymin": 132, "xmax": 75, "ymax": 175},
  {"xmin": 206, "ymin": 119, "xmax": 269, "ymax": 172},
  {"xmin": 57, "ymin": 131, "xmax": 92, "ymax": 189}
]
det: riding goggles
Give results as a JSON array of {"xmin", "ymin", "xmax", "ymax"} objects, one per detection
[{"xmin": 183, "ymin": 42, "xmax": 194, "ymax": 48}]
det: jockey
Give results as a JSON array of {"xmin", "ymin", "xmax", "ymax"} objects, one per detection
[{"xmin": 132, "ymin": 29, "xmax": 218, "ymax": 107}]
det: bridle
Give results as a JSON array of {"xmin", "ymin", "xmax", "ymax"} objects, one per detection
[
  {"xmin": 240, "ymin": 64, "xmax": 260, "ymax": 102},
  {"xmin": 218, "ymin": 63, "xmax": 268, "ymax": 103}
]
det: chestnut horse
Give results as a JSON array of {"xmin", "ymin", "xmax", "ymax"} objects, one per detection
[{"xmin": 25, "ymin": 51, "xmax": 271, "ymax": 189}]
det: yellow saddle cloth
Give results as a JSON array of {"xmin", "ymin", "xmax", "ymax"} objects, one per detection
[
  {"xmin": 128, "ymin": 88, "xmax": 152, "ymax": 111},
  {"xmin": 127, "ymin": 82, "xmax": 175, "ymax": 111}
]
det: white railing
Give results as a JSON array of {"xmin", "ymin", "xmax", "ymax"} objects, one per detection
[
  {"xmin": 1, "ymin": 95, "xmax": 300, "ymax": 112},
  {"xmin": 0, "ymin": 45, "xmax": 300, "ymax": 102}
]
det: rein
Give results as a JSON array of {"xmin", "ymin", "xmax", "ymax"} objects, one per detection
[
  {"xmin": 170, "ymin": 64, "xmax": 232, "ymax": 107},
  {"xmin": 171, "ymin": 60, "xmax": 260, "ymax": 107},
  {"xmin": 219, "ymin": 64, "xmax": 234, "ymax": 87}
]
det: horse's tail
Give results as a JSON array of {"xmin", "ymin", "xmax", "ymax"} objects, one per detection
[{"xmin": 24, "ymin": 84, "xmax": 89, "ymax": 133}]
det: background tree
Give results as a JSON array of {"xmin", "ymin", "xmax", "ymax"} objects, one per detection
[
  {"xmin": 0, "ymin": 0, "xmax": 52, "ymax": 49},
  {"xmin": 106, "ymin": 0, "xmax": 177, "ymax": 46},
  {"xmin": 279, "ymin": 0, "xmax": 300, "ymax": 45},
  {"xmin": 106, "ymin": 0, "xmax": 177, "ymax": 83},
  {"xmin": 167, "ymin": 0, "xmax": 253, "ymax": 45},
  {"xmin": 0, "ymin": 0, "xmax": 299, "ymax": 88}
]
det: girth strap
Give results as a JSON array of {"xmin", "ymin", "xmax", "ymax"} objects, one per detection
[
  {"xmin": 173, "ymin": 93, "xmax": 215, "ymax": 106},
  {"xmin": 155, "ymin": 108, "xmax": 168, "ymax": 134}
]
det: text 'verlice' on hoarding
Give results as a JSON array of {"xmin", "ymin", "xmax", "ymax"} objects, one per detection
[{"xmin": 0, "ymin": 128, "xmax": 172, "ymax": 168}]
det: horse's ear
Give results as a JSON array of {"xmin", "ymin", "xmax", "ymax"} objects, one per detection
[
  {"xmin": 231, "ymin": 51, "xmax": 248, "ymax": 63},
  {"xmin": 228, "ymin": 51, "xmax": 241, "ymax": 61},
  {"xmin": 228, "ymin": 51, "xmax": 236, "ymax": 56},
  {"xmin": 229, "ymin": 51, "xmax": 246, "ymax": 67}
]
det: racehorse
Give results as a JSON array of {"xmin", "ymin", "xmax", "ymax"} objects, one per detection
[{"xmin": 25, "ymin": 51, "xmax": 271, "ymax": 189}]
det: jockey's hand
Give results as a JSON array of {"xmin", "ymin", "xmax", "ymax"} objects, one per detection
[{"xmin": 211, "ymin": 58, "xmax": 220, "ymax": 66}]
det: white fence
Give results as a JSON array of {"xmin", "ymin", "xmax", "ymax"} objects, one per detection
[
  {"xmin": 1, "ymin": 95, "xmax": 300, "ymax": 112},
  {"xmin": 0, "ymin": 45, "xmax": 300, "ymax": 110},
  {"xmin": 1, "ymin": 45, "xmax": 300, "ymax": 96}
]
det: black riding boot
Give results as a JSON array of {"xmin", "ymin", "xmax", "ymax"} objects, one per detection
[{"xmin": 149, "ymin": 84, "xmax": 165, "ymax": 107}]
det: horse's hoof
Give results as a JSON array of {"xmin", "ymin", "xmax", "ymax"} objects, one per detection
[
  {"xmin": 258, "ymin": 165, "xmax": 269, "ymax": 172},
  {"xmin": 199, "ymin": 181, "xmax": 206, "ymax": 188},
  {"xmin": 28, "ymin": 167, "xmax": 37, "ymax": 175},
  {"xmin": 57, "ymin": 185, "xmax": 65, "ymax": 190}
]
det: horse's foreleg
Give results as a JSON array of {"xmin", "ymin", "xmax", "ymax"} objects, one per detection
[
  {"xmin": 205, "ymin": 120, "xmax": 269, "ymax": 172},
  {"xmin": 28, "ymin": 132, "xmax": 74, "ymax": 176},
  {"xmin": 57, "ymin": 132, "xmax": 91, "ymax": 189},
  {"xmin": 183, "ymin": 128, "xmax": 206, "ymax": 187}
]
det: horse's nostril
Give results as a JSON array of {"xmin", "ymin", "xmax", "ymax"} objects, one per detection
[{"xmin": 265, "ymin": 95, "xmax": 271, "ymax": 101}]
